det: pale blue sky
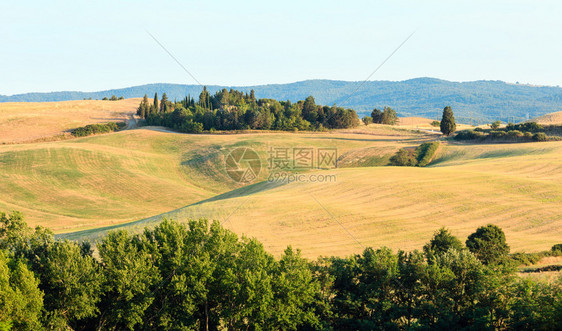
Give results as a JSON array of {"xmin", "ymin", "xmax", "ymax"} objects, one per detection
[{"xmin": 1, "ymin": 0, "xmax": 561, "ymax": 94}]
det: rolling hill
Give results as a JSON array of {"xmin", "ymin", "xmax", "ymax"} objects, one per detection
[
  {"xmin": 0, "ymin": 98, "xmax": 140, "ymax": 144},
  {"xmin": 2, "ymin": 78, "xmax": 562, "ymax": 123},
  {"xmin": 0, "ymin": 125, "xmax": 428, "ymax": 233},
  {"xmin": 531, "ymin": 111, "xmax": 562, "ymax": 125},
  {"xmin": 50, "ymin": 128, "xmax": 562, "ymax": 258}
]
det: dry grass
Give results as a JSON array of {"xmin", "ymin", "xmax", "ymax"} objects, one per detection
[
  {"xmin": 1, "ymin": 126, "xmax": 428, "ymax": 234},
  {"xmin": 530, "ymin": 111, "xmax": 562, "ymax": 125},
  {"xmin": 61, "ymin": 135, "xmax": 562, "ymax": 258},
  {"xmin": 398, "ymin": 117, "xmax": 434, "ymax": 126},
  {"xmin": 2, "ymin": 100, "xmax": 560, "ymax": 258},
  {"xmin": 0, "ymin": 98, "xmax": 140, "ymax": 143}
]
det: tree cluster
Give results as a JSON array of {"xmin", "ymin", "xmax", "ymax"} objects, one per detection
[
  {"xmin": 71, "ymin": 122, "xmax": 126, "ymax": 137},
  {"xmin": 102, "ymin": 95, "xmax": 124, "ymax": 101},
  {"xmin": 136, "ymin": 89, "xmax": 360, "ymax": 133},
  {"xmin": 370, "ymin": 106, "xmax": 398, "ymax": 125},
  {"xmin": 1, "ymin": 211, "xmax": 561, "ymax": 330},
  {"xmin": 454, "ymin": 122, "xmax": 559, "ymax": 142}
]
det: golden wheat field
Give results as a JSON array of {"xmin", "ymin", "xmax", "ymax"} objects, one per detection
[{"xmin": 0, "ymin": 98, "xmax": 140, "ymax": 143}]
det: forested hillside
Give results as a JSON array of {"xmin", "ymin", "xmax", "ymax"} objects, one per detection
[{"xmin": 3, "ymin": 78, "xmax": 562, "ymax": 123}]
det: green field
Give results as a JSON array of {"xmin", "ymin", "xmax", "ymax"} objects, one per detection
[{"xmin": 11, "ymin": 126, "xmax": 554, "ymax": 258}]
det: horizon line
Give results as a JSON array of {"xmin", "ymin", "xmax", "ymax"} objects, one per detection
[{"xmin": 2, "ymin": 77, "xmax": 561, "ymax": 97}]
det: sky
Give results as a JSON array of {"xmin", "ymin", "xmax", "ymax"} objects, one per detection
[{"xmin": 1, "ymin": 0, "xmax": 562, "ymax": 95}]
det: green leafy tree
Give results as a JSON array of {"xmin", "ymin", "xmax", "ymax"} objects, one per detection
[
  {"xmin": 302, "ymin": 96, "xmax": 318, "ymax": 123},
  {"xmin": 98, "ymin": 230, "xmax": 161, "ymax": 330},
  {"xmin": 466, "ymin": 224, "xmax": 510, "ymax": 265},
  {"xmin": 371, "ymin": 108, "xmax": 383, "ymax": 123},
  {"xmin": 423, "ymin": 227, "xmax": 463, "ymax": 260},
  {"xmin": 440, "ymin": 106, "xmax": 456, "ymax": 135},
  {"xmin": 270, "ymin": 247, "xmax": 321, "ymax": 329},
  {"xmin": 491, "ymin": 120, "xmax": 501, "ymax": 130},
  {"xmin": 0, "ymin": 252, "xmax": 44, "ymax": 330},
  {"xmin": 381, "ymin": 106, "xmax": 398, "ymax": 125},
  {"xmin": 362, "ymin": 116, "xmax": 373, "ymax": 125}
]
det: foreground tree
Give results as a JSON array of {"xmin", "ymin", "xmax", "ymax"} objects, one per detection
[
  {"xmin": 0, "ymin": 252, "xmax": 43, "ymax": 330},
  {"xmin": 466, "ymin": 224, "xmax": 510, "ymax": 265},
  {"xmin": 440, "ymin": 106, "xmax": 456, "ymax": 135},
  {"xmin": 423, "ymin": 227, "xmax": 463, "ymax": 260}
]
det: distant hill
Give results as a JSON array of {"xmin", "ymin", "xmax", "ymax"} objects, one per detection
[
  {"xmin": 2, "ymin": 78, "xmax": 562, "ymax": 123},
  {"xmin": 530, "ymin": 111, "xmax": 562, "ymax": 125}
]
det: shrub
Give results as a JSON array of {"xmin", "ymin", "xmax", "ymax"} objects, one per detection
[
  {"xmin": 454, "ymin": 130, "xmax": 484, "ymax": 140},
  {"xmin": 415, "ymin": 141, "xmax": 439, "ymax": 166},
  {"xmin": 552, "ymin": 244, "xmax": 562, "ymax": 253},
  {"xmin": 489, "ymin": 130, "xmax": 506, "ymax": 139},
  {"xmin": 71, "ymin": 122, "xmax": 126, "ymax": 137},
  {"xmin": 532, "ymin": 132, "xmax": 548, "ymax": 142},
  {"xmin": 523, "ymin": 131, "xmax": 533, "ymax": 139},
  {"xmin": 474, "ymin": 127, "xmax": 484, "ymax": 132},
  {"xmin": 491, "ymin": 120, "xmax": 501, "ymax": 130},
  {"xmin": 389, "ymin": 149, "xmax": 417, "ymax": 166},
  {"xmin": 431, "ymin": 120, "xmax": 440, "ymax": 127},
  {"xmin": 506, "ymin": 130, "xmax": 524, "ymax": 139}
]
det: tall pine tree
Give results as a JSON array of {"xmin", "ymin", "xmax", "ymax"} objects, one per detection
[{"xmin": 440, "ymin": 106, "xmax": 456, "ymax": 136}]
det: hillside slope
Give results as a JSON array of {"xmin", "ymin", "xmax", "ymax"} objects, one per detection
[
  {"xmin": 1, "ymin": 126, "xmax": 426, "ymax": 232},
  {"xmin": 531, "ymin": 111, "xmax": 562, "ymax": 125},
  {"xmin": 61, "ymin": 137, "xmax": 562, "ymax": 257},
  {"xmin": 0, "ymin": 98, "xmax": 140, "ymax": 143}
]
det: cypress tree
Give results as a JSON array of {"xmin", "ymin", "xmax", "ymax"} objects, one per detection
[
  {"xmin": 152, "ymin": 93, "xmax": 159, "ymax": 114},
  {"xmin": 138, "ymin": 94, "xmax": 150, "ymax": 118},
  {"xmin": 160, "ymin": 93, "xmax": 169, "ymax": 113},
  {"xmin": 440, "ymin": 106, "xmax": 456, "ymax": 136}
]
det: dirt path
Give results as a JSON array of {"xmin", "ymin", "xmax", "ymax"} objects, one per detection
[{"xmin": 126, "ymin": 115, "xmax": 138, "ymax": 129}]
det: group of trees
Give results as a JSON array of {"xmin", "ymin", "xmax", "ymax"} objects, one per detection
[
  {"xmin": 365, "ymin": 106, "xmax": 399, "ymax": 125},
  {"xmin": 454, "ymin": 121, "xmax": 556, "ymax": 142},
  {"xmin": 136, "ymin": 89, "xmax": 360, "ymax": 133},
  {"xmin": 1, "ymin": 211, "xmax": 561, "ymax": 330},
  {"xmin": 71, "ymin": 122, "xmax": 126, "ymax": 137},
  {"xmin": 102, "ymin": 95, "xmax": 124, "ymax": 101}
]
